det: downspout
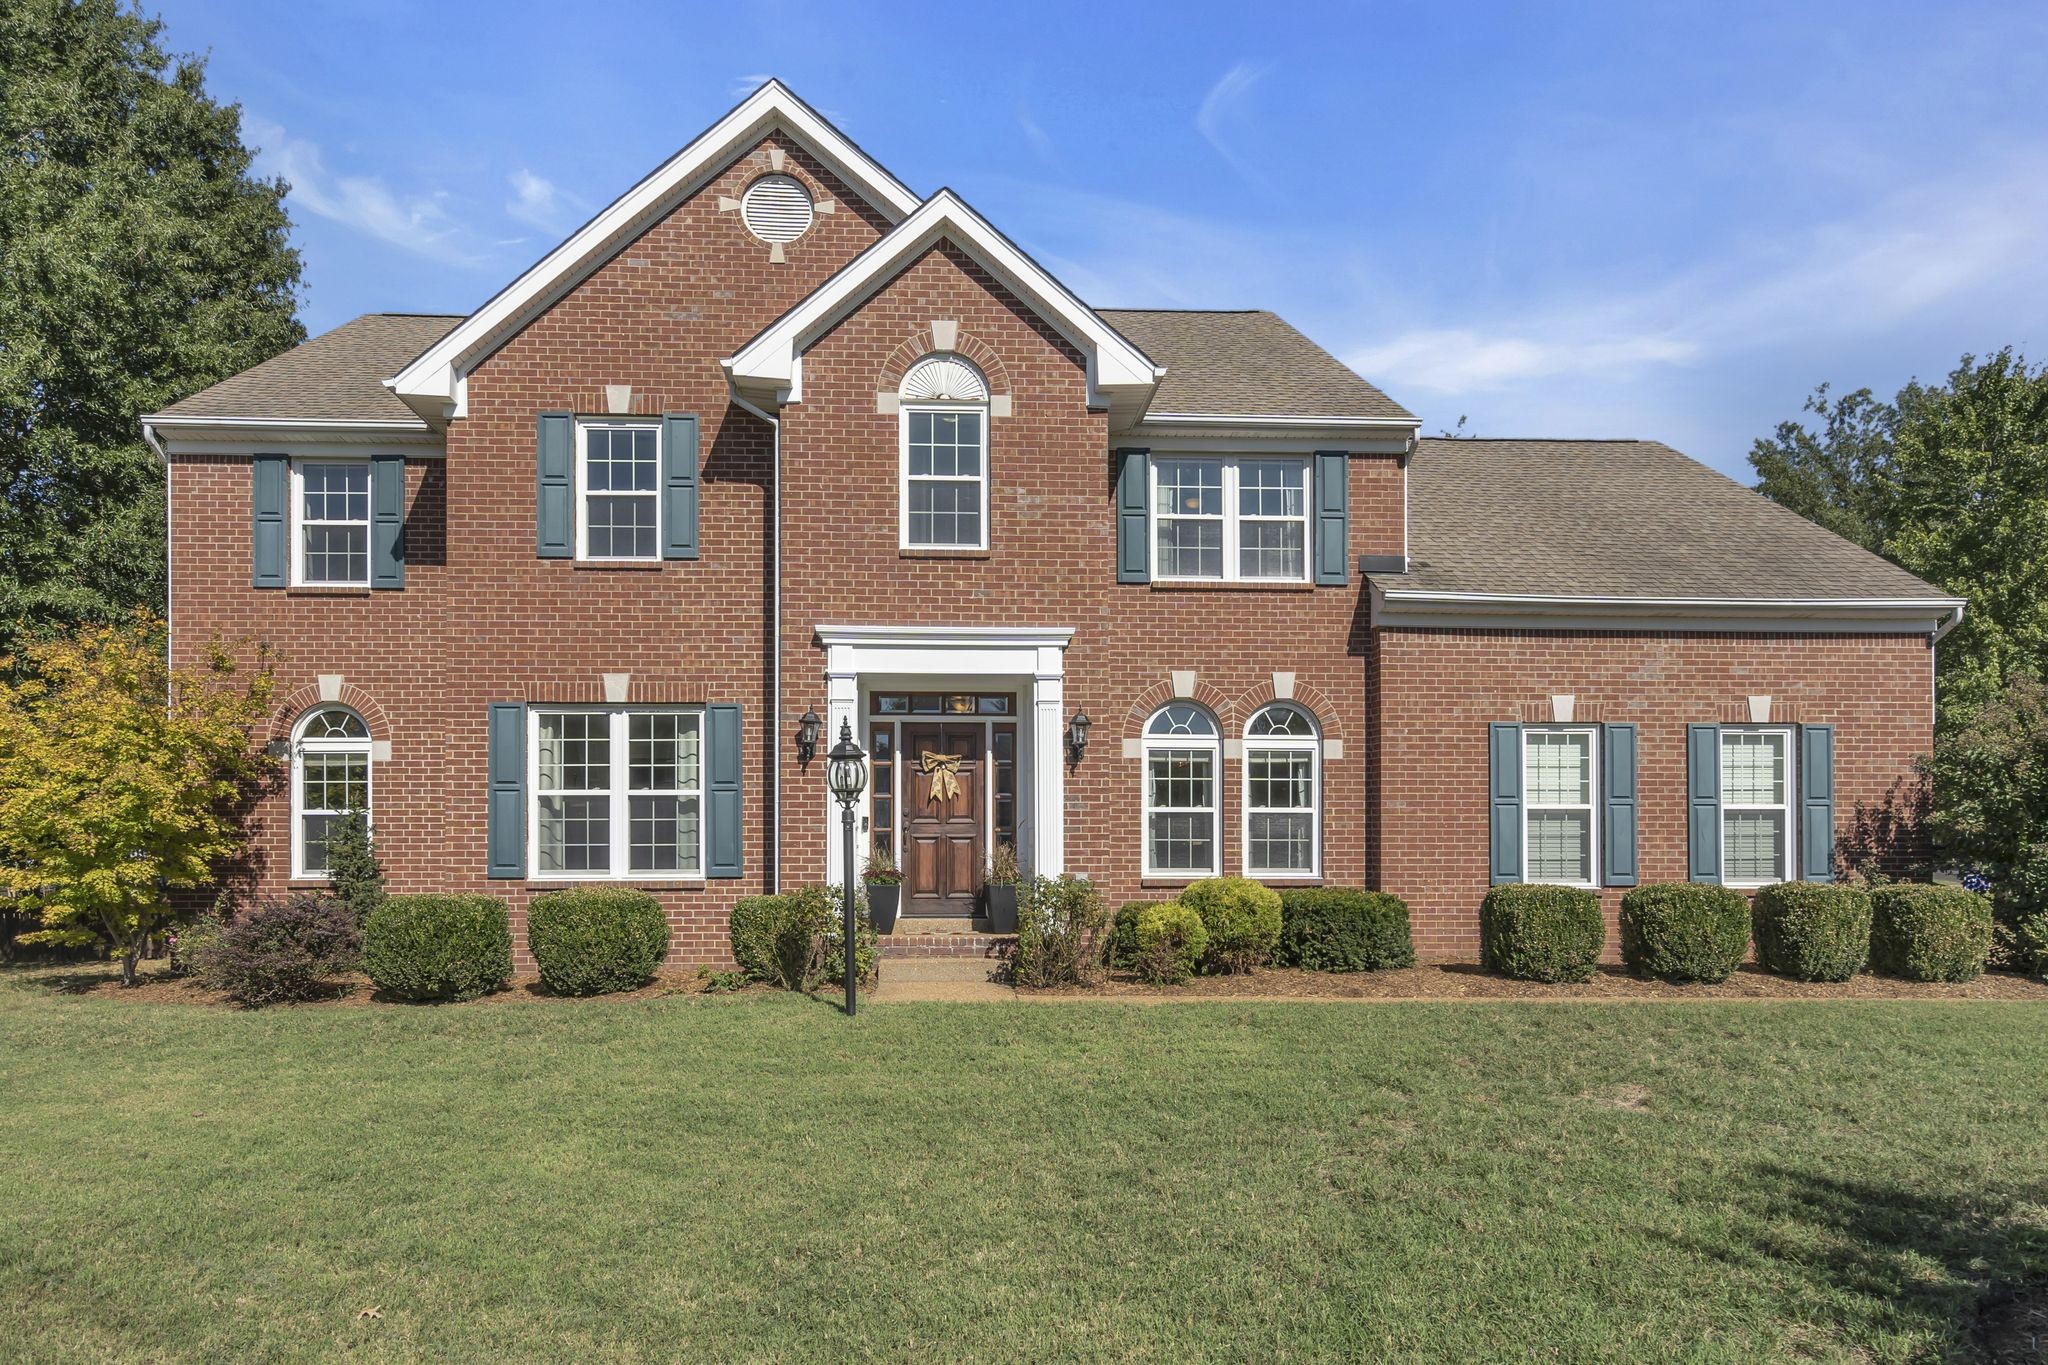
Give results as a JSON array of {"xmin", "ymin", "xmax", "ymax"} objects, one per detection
[
  {"xmin": 141, "ymin": 420, "xmax": 172, "ymax": 703},
  {"xmin": 1931, "ymin": 601, "xmax": 1965, "ymax": 731},
  {"xmin": 727, "ymin": 385, "xmax": 782, "ymax": 892}
]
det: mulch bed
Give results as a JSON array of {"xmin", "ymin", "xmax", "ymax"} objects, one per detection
[{"xmin": 5, "ymin": 966, "xmax": 741, "ymax": 1008}]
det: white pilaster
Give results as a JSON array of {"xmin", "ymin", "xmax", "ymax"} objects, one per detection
[{"xmin": 1033, "ymin": 644, "xmax": 1066, "ymax": 877}]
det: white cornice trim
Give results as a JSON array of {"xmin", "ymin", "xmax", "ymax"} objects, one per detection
[
  {"xmin": 1140, "ymin": 412, "xmax": 1422, "ymax": 428},
  {"xmin": 143, "ymin": 414, "xmax": 430, "ymax": 431},
  {"xmin": 726, "ymin": 190, "xmax": 1162, "ymax": 412},
  {"xmin": 387, "ymin": 80, "xmax": 921, "ymax": 424},
  {"xmin": 1371, "ymin": 585, "xmax": 1966, "ymax": 636},
  {"xmin": 143, "ymin": 416, "xmax": 444, "ymax": 457},
  {"xmin": 814, "ymin": 624, "xmax": 1074, "ymax": 650}
]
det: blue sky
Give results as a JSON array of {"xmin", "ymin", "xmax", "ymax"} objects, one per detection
[{"xmin": 167, "ymin": 0, "xmax": 2048, "ymax": 477}]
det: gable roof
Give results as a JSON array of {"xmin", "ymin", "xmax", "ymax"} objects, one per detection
[
  {"xmin": 388, "ymin": 80, "xmax": 920, "ymax": 422},
  {"xmin": 149, "ymin": 313, "xmax": 462, "ymax": 425},
  {"xmin": 1100, "ymin": 310, "xmax": 1414, "ymax": 424},
  {"xmin": 1380, "ymin": 438, "xmax": 1955, "ymax": 609},
  {"xmin": 725, "ymin": 189, "xmax": 1162, "ymax": 415}
]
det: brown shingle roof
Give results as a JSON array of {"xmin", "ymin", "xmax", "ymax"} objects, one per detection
[
  {"xmin": 1098, "ymin": 309, "xmax": 1414, "ymax": 422},
  {"xmin": 150, "ymin": 313, "xmax": 463, "ymax": 423},
  {"xmin": 1383, "ymin": 438, "xmax": 1947, "ymax": 601}
]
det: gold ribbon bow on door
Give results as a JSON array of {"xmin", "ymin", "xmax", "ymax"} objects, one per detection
[{"xmin": 919, "ymin": 751, "xmax": 964, "ymax": 803}]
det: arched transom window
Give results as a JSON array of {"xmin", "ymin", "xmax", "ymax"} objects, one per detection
[
  {"xmin": 1244, "ymin": 703, "xmax": 1320, "ymax": 877},
  {"xmin": 1143, "ymin": 703, "xmax": 1220, "ymax": 877},
  {"xmin": 899, "ymin": 354, "xmax": 989, "ymax": 550},
  {"xmin": 292, "ymin": 706, "xmax": 371, "ymax": 878}
]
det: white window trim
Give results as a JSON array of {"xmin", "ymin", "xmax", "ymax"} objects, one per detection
[
  {"xmin": 288, "ymin": 457, "xmax": 371, "ymax": 587},
  {"xmin": 289, "ymin": 707, "xmax": 372, "ymax": 880},
  {"xmin": 574, "ymin": 419, "xmax": 662, "ymax": 563},
  {"xmin": 526, "ymin": 706, "xmax": 706, "ymax": 881},
  {"xmin": 1149, "ymin": 455, "xmax": 1312, "ymax": 583},
  {"xmin": 1242, "ymin": 705, "xmax": 1321, "ymax": 879},
  {"xmin": 1142, "ymin": 707, "xmax": 1222, "ymax": 879},
  {"xmin": 1521, "ymin": 725, "xmax": 1601, "ymax": 889},
  {"xmin": 1719, "ymin": 725, "xmax": 1796, "ymax": 888},
  {"xmin": 898, "ymin": 401, "xmax": 990, "ymax": 551}
]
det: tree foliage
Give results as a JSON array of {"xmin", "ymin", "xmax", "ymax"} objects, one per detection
[
  {"xmin": 0, "ymin": 616, "xmax": 276, "ymax": 983},
  {"xmin": 0, "ymin": 0, "xmax": 303, "ymax": 658}
]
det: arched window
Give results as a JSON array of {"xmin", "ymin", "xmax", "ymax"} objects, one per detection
[
  {"xmin": 899, "ymin": 354, "xmax": 989, "ymax": 551},
  {"xmin": 1243, "ymin": 703, "xmax": 1320, "ymax": 878},
  {"xmin": 291, "ymin": 706, "xmax": 371, "ymax": 879},
  {"xmin": 1143, "ymin": 703, "xmax": 1220, "ymax": 877}
]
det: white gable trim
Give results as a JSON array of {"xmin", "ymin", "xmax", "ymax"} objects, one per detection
[
  {"xmin": 386, "ymin": 81, "xmax": 920, "ymax": 424},
  {"xmin": 724, "ymin": 189, "xmax": 1161, "ymax": 413}
]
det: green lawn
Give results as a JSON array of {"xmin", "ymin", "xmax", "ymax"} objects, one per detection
[{"xmin": 2, "ymin": 978, "xmax": 2045, "ymax": 1362}]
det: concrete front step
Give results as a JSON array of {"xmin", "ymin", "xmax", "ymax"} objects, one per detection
[
  {"xmin": 878, "ymin": 931, "xmax": 1013, "ymax": 959},
  {"xmin": 881, "ymin": 958, "xmax": 1006, "ymax": 984}
]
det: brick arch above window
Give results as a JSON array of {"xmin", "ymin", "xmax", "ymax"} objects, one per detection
[
  {"xmin": 1230, "ymin": 680, "xmax": 1347, "ymax": 742},
  {"xmin": 1122, "ymin": 678, "xmax": 1242, "ymax": 739},
  {"xmin": 271, "ymin": 682, "xmax": 391, "ymax": 744},
  {"xmin": 876, "ymin": 328, "xmax": 1013, "ymax": 402}
]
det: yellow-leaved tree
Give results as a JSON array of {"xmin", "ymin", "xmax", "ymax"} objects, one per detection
[{"xmin": 0, "ymin": 616, "xmax": 276, "ymax": 984}]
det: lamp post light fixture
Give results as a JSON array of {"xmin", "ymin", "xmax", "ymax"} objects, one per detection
[
  {"xmin": 795, "ymin": 709, "xmax": 823, "ymax": 766},
  {"xmin": 825, "ymin": 719, "xmax": 868, "ymax": 1017},
  {"xmin": 1066, "ymin": 710, "xmax": 1092, "ymax": 767}
]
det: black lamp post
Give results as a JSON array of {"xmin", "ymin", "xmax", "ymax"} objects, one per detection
[
  {"xmin": 825, "ymin": 719, "xmax": 867, "ymax": 1017},
  {"xmin": 795, "ymin": 709, "xmax": 822, "ymax": 766}
]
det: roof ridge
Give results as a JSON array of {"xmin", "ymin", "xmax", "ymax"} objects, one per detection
[{"xmin": 1094, "ymin": 306, "xmax": 1267, "ymax": 315}]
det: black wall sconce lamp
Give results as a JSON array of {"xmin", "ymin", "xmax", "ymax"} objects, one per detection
[
  {"xmin": 1066, "ymin": 710, "xmax": 1091, "ymax": 767},
  {"xmin": 796, "ymin": 709, "xmax": 823, "ymax": 767}
]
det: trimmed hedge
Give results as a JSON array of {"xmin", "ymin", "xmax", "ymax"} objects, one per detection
[
  {"xmin": 1751, "ymin": 882, "xmax": 1870, "ymax": 981},
  {"xmin": 361, "ymin": 894, "xmax": 512, "ymax": 1002},
  {"xmin": 1618, "ymin": 882, "xmax": 1749, "ymax": 984},
  {"xmin": 527, "ymin": 888, "xmax": 669, "ymax": 996},
  {"xmin": 1870, "ymin": 883, "xmax": 1994, "ymax": 982},
  {"xmin": 2014, "ymin": 913, "xmax": 2048, "ymax": 981},
  {"xmin": 729, "ymin": 887, "xmax": 875, "ymax": 991},
  {"xmin": 1179, "ymin": 877, "xmax": 1282, "ymax": 973},
  {"xmin": 1108, "ymin": 901, "xmax": 1158, "ymax": 971},
  {"xmin": 1479, "ymin": 884, "xmax": 1604, "ymax": 983},
  {"xmin": 1129, "ymin": 901, "xmax": 1207, "ymax": 985},
  {"xmin": 1276, "ymin": 889, "xmax": 1414, "ymax": 972}
]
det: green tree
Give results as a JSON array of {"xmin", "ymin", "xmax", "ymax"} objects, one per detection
[
  {"xmin": 0, "ymin": 615, "xmax": 276, "ymax": 983},
  {"xmin": 0, "ymin": 0, "xmax": 303, "ymax": 658},
  {"xmin": 322, "ymin": 807, "xmax": 386, "ymax": 925},
  {"xmin": 1920, "ymin": 672, "xmax": 2048, "ymax": 919}
]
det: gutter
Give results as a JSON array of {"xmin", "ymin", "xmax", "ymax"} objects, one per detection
[{"xmin": 726, "ymin": 385, "xmax": 783, "ymax": 893}]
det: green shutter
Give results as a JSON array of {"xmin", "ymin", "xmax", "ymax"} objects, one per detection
[
  {"xmin": 1601, "ymin": 723, "xmax": 1638, "ymax": 886},
  {"xmin": 706, "ymin": 703, "xmax": 743, "ymax": 879},
  {"xmin": 251, "ymin": 455, "xmax": 288, "ymax": 588},
  {"xmin": 1799, "ymin": 724, "xmax": 1835, "ymax": 882},
  {"xmin": 1687, "ymin": 724, "xmax": 1723, "ymax": 883},
  {"xmin": 1314, "ymin": 450, "xmax": 1349, "ymax": 585},
  {"xmin": 536, "ymin": 411, "xmax": 573, "ymax": 558},
  {"xmin": 486, "ymin": 703, "xmax": 525, "ymax": 879},
  {"xmin": 1489, "ymin": 722, "xmax": 1523, "ymax": 885},
  {"xmin": 1115, "ymin": 448, "xmax": 1149, "ymax": 583},
  {"xmin": 370, "ymin": 455, "xmax": 405, "ymax": 589},
  {"xmin": 661, "ymin": 413, "xmax": 700, "ymax": 560}
]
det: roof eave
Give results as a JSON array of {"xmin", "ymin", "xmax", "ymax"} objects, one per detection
[{"xmin": 1370, "ymin": 586, "xmax": 1967, "ymax": 636}]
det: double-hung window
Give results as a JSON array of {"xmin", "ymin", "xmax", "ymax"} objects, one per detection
[
  {"xmin": 1522, "ymin": 727, "xmax": 1598, "ymax": 887},
  {"xmin": 901, "ymin": 407, "xmax": 987, "ymax": 549},
  {"xmin": 1721, "ymin": 728, "xmax": 1793, "ymax": 885},
  {"xmin": 577, "ymin": 422, "xmax": 660, "ymax": 561},
  {"xmin": 531, "ymin": 707, "xmax": 703, "ymax": 878},
  {"xmin": 1143, "ymin": 704, "xmax": 1220, "ymax": 876},
  {"xmin": 1244, "ymin": 704, "xmax": 1320, "ymax": 877},
  {"xmin": 1152, "ymin": 456, "xmax": 1309, "ymax": 581},
  {"xmin": 292, "ymin": 460, "xmax": 370, "ymax": 585}
]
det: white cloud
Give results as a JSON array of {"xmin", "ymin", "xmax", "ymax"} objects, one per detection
[
  {"xmin": 729, "ymin": 73, "xmax": 776, "ymax": 100},
  {"xmin": 1016, "ymin": 106, "xmax": 1056, "ymax": 166},
  {"xmin": 1195, "ymin": 62, "xmax": 1274, "ymax": 189},
  {"xmin": 505, "ymin": 168, "xmax": 584, "ymax": 232},
  {"xmin": 250, "ymin": 118, "xmax": 483, "ymax": 267}
]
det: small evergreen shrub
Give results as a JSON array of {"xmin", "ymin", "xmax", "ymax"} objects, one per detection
[
  {"xmin": 361, "ymin": 894, "xmax": 512, "ymax": 1002},
  {"xmin": 727, "ymin": 887, "xmax": 873, "ymax": 991},
  {"xmin": 190, "ymin": 894, "xmax": 360, "ymax": 1006},
  {"xmin": 1479, "ymin": 884, "xmax": 1604, "ymax": 983},
  {"xmin": 1178, "ymin": 877, "xmax": 1282, "ymax": 973},
  {"xmin": 1130, "ymin": 902, "xmax": 1207, "ymax": 985},
  {"xmin": 1276, "ymin": 889, "xmax": 1415, "ymax": 972},
  {"xmin": 1751, "ymin": 882, "xmax": 1870, "ymax": 981},
  {"xmin": 2013, "ymin": 913, "xmax": 2048, "ymax": 980},
  {"xmin": 1617, "ymin": 882, "xmax": 1749, "ymax": 984},
  {"xmin": 527, "ymin": 888, "xmax": 669, "ymax": 996},
  {"xmin": 1011, "ymin": 874, "xmax": 1107, "ymax": 987},
  {"xmin": 1108, "ymin": 901, "xmax": 1161, "ymax": 970},
  {"xmin": 322, "ymin": 808, "xmax": 386, "ymax": 924},
  {"xmin": 1869, "ymin": 883, "xmax": 1994, "ymax": 982}
]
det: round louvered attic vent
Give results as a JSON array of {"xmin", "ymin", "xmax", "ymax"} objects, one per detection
[{"xmin": 740, "ymin": 174, "xmax": 814, "ymax": 243}]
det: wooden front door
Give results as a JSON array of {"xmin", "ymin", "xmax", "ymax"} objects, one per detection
[{"xmin": 900, "ymin": 723, "xmax": 985, "ymax": 915}]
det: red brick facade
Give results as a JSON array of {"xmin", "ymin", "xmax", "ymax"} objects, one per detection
[{"xmin": 165, "ymin": 129, "xmax": 1937, "ymax": 967}]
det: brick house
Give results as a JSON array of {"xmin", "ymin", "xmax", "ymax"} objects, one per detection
[{"xmin": 143, "ymin": 82, "xmax": 1961, "ymax": 966}]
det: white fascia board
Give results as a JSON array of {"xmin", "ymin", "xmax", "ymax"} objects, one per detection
[
  {"xmin": 726, "ymin": 190, "xmax": 1162, "ymax": 408},
  {"xmin": 814, "ymin": 624, "xmax": 1075, "ymax": 650},
  {"xmin": 144, "ymin": 415, "xmax": 443, "ymax": 457},
  {"xmin": 386, "ymin": 81, "xmax": 921, "ymax": 421},
  {"xmin": 1127, "ymin": 420, "xmax": 1413, "ymax": 453},
  {"xmin": 1141, "ymin": 412, "xmax": 1422, "ymax": 428},
  {"xmin": 1371, "ymin": 585, "xmax": 1967, "ymax": 636}
]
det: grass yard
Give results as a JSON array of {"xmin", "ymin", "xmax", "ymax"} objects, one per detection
[{"xmin": 3, "ymin": 977, "xmax": 2046, "ymax": 1362}]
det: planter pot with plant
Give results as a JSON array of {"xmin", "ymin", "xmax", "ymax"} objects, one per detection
[
  {"xmin": 985, "ymin": 842, "xmax": 1021, "ymax": 933},
  {"xmin": 863, "ymin": 849, "xmax": 903, "ymax": 933}
]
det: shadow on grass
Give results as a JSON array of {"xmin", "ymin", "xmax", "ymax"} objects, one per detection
[
  {"xmin": 1677, "ymin": 1164, "xmax": 2048, "ymax": 1357},
  {"xmin": 5, "ymin": 964, "xmax": 129, "ymax": 995}
]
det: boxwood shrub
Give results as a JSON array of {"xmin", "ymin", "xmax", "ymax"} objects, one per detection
[
  {"xmin": 527, "ymin": 888, "xmax": 669, "ymax": 996},
  {"xmin": 1276, "ymin": 889, "xmax": 1415, "ymax": 972},
  {"xmin": 1108, "ymin": 901, "xmax": 1160, "ymax": 971},
  {"xmin": 1751, "ymin": 882, "xmax": 1870, "ymax": 981},
  {"xmin": 728, "ymin": 887, "xmax": 874, "ymax": 991},
  {"xmin": 1617, "ymin": 882, "xmax": 1749, "ymax": 984},
  {"xmin": 1479, "ymin": 884, "xmax": 1604, "ymax": 983},
  {"xmin": 1870, "ymin": 883, "xmax": 1994, "ymax": 982},
  {"xmin": 2013, "ymin": 913, "xmax": 2048, "ymax": 980},
  {"xmin": 1178, "ymin": 877, "xmax": 1282, "ymax": 973},
  {"xmin": 1129, "ymin": 901, "xmax": 1207, "ymax": 985},
  {"xmin": 361, "ymin": 894, "xmax": 512, "ymax": 1002}
]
